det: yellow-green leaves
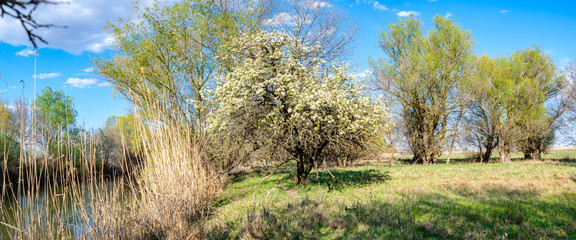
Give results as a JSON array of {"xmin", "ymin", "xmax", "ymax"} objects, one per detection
[
  {"xmin": 96, "ymin": 0, "xmax": 263, "ymax": 133},
  {"xmin": 465, "ymin": 48, "xmax": 564, "ymax": 162},
  {"xmin": 373, "ymin": 15, "xmax": 473, "ymax": 164},
  {"xmin": 34, "ymin": 86, "xmax": 77, "ymax": 129}
]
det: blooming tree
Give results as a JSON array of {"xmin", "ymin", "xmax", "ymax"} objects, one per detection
[{"xmin": 210, "ymin": 30, "xmax": 391, "ymax": 184}]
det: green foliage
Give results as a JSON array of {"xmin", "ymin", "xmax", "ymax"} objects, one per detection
[
  {"xmin": 465, "ymin": 48, "xmax": 564, "ymax": 162},
  {"xmin": 33, "ymin": 86, "xmax": 77, "ymax": 129},
  {"xmin": 464, "ymin": 55, "xmax": 509, "ymax": 162},
  {"xmin": 0, "ymin": 100, "xmax": 13, "ymax": 134},
  {"xmin": 507, "ymin": 48, "xmax": 563, "ymax": 160},
  {"xmin": 372, "ymin": 15, "xmax": 473, "ymax": 164},
  {"xmin": 104, "ymin": 114, "xmax": 139, "ymax": 152},
  {"xmin": 96, "ymin": 0, "xmax": 262, "ymax": 132},
  {"xmin": 47, "ymin": 136, "xmax": 83, "ymax": 172},
  {"xmin": 0, "ymin": 133, "xmax": 20, "ymax": 168},
  {"xmin": 211, "ymin": 30, "xmax": 390, "ymax": 184}
]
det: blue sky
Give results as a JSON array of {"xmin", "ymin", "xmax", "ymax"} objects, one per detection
[{"xmin": 0, "ymin": 0, "xmax": 575, "ymax": 128}]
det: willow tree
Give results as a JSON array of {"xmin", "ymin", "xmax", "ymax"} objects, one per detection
[
  {"xmin": 210, "ymin": 30, "xmax": 390, "ymax": 184},
  {"xmin": 509, "ymin": 48, "xmax": 564, "ymax": 161},
  {"xmin": 462, "ymin": 55, "xmax": 504, "ymax": 163},
  {"xmin": 96, "ymin": 0, "xmax": 272, "ymax": 133},
  {"xmin": 372, "ymin": 15, "xmax": 473, "ymax": 164},
  {"xmin": 464, "ymin": 54, "xmax": 541, "ymax": 163},
  {"xmin": 465, "ymin": 49, "xmax": 565, "ymax": 163}
]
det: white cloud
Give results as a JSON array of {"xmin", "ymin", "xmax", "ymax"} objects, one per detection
[
  {"xmin": 373, "ymin": 1, "xmax": 388, "ymax": 11},
  {"xmin": 306, "ymin": 1, "xmax": 333, "ymax": 9},
  {"xmin": 444, "ymin": 12, "xmax": 453, "ymax": 18},
  {"xmin": 265, "ymin": 12, "xmax": 296, "ymax": 27},
  {"xmin": 0, "ymin": 0, "xmax": 156, "ymax": 54},
  {"xmin": 97, "ymin": 81, "xmax": 112, "ymax": 87},
  {"xmin": 500, "ymin": 10, "xmax": 509, "ymax": 14},
  {"xmin": 82, "ymin": 67, "xmax": 94, "ymax": 73},
  {"xmin": 354, "ymin": 0, "xmax": 388, "ymax": 11},
  {"xmin": 15, "ymin": 49, "xmax": 36, "ymax": 57},
  {"xmin": 3, "ymin": 104, "xmax": 29, "ymax": 112},
  {"xmin": 37, "ymin": 72, "xmax": 62, "ymax": 79},
  {"xmin": 353, "ymin": 69, "xmax": 372, "ymax": 80},
  {"xmin": 87, "ymin": 35, "xmax": 115, "ymax": 53},
  {"xmin": 64, "ymin": 77, "xmax": 110, "ymax": 88},
  {"xmin": 397, "ymin": 11, "xmax": 420, "ymax": 17},
  {"xmin": 4, "ymin": 105, "xmax": 17, "ymax": 112}
]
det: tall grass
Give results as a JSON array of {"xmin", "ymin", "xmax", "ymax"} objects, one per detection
[
  {"xmin": 0, "ymin": 120, "xmax": 113, "ymax": 239},
  {"xmin": 1, "ymin": 94, "xmax": 220, "ymax": 239},
  {"xmin": 116, "ymin": 118, "xmax": 220, "ymax": 239}
]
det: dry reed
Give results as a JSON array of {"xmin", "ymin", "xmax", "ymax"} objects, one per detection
[{"xmin": 1, "ymin": 91, "xmax": 221, "ymax": 239}]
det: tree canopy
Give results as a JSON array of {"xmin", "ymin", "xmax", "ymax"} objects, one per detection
[
  {"xmin": 210, "ymin": 30, "xmax": 390, "ymax": 184},
  {"xmin": 34, "ymin": 86, "xmax": 76, "ymax": 128},
  {"xmin": 96, "ymin": 0, "xmax": 271, "ymax": 133},
  {"xmin": 372, "ymin": 15, "xmax": 473, "ymax": 164},
  {"xmin": 33, "ymin": 86, "xmax": 77, "ymax": 146}
]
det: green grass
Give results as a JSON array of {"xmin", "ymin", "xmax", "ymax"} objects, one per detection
[
  {"xmin": 205, "ymin": 161, "xmax": 576, "ymax": 239},
  {"xmin": 544, "ymin": 149, "xmax": 576, "ymax": 161},
  {"xmin": 402, "ymin": 149, "xmax": 576, "ymax": 164}
]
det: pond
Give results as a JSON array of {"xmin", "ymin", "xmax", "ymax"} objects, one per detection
[{"xmin": 0, "ymin": 178, "xmax": 129, "ymax": 239}]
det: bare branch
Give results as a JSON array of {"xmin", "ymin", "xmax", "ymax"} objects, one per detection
[
  {"xmin": 0, "ymin": 0, "xmax": 59, "ymax": 48},
  {"xmin": 265, "ymin": 0, "xmax": 358, "ymax": 64}
]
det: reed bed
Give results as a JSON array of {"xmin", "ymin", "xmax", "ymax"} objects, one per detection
[{"xmin": 1, "ymin": 93, "xmax": 220, "ymax": 239}]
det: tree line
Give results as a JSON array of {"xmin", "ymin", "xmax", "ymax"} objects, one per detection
[
  {"xmin": 0, "ymin": 86, "xmax": 141, "ymax": 184},
  {"xmin": 95, "ymin": 0, "xmax": 382, "ymax": 185},
  {"xmin": 373, "ymin": 15, "xmax": 575, "ymax": 164},
  {"xmin": 96, "ymin": 1, "xmax": 576, "ymax": 184}
]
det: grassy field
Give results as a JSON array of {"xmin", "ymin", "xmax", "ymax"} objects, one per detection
[
  {"xmin": 205, "ymin": 160, "xmax": 576, "ymax": 239},
  {"xmin": 392, "ymin": 148, "xmax": 576, "ymax": 164}
]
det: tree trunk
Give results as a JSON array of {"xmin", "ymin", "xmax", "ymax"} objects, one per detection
[
  {"xmin": 337, "ymin": 156, "xmax": 347, "ymax": 167},
  {"xmin": 524, "ymin": 150, "xmax": 542, "ymax": 161},
  {"xmin": 296, "ymin": 152, "xmax": 307, "ymax": 185},
  {"xmin": 411, "ymin": 154, "xmax": 422, "ymax": 164},
  {"xmin": 445, "ymin": 142, "xmax": 455, "ymax": 164},
  {"xmin": 295, "ymin": 153, "xmax": 315, "ymax": 185},
  {"xmin": 535, "ymin": 149, "xmax": 542, "ymax": 161},
  {"xmin": 523, "ymin": 151, "xmax": 533, "ymax": 161},
  {"xmin": 431, "ymin": 153, "xmax": 439, "ymax": 164},
  {"xmin": 416, "ymin": 154, "xmax": 437, "ymax": 165},
  {"xmin": 499, "ymin": 148, "xmax": 511, "ymax": 163},
  {"xmin": 482, "ymin": 145, "xmax": 494, "ymax": 163}
]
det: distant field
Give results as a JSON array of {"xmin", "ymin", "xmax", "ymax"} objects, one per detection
[
  {"xmin": 206, "ymin": 161, "xmax": 576, "ymax": 239},
  {"xmin": 544, "ymin": 147, "xmax": 576, "ymax": 160},
  {"xmin": 382, "ymin": 147, "xmax": 576, "ymax": 163}
]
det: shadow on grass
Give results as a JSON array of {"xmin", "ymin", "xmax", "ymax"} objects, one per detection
[
  {"xmin": 306, "ymin": 169, "xmax": 391, "ymax": 191},
  {"xmin": 206, "ymin": 187, "xmax": 576, "ymax": 239},
  {"xmin": 228, "ymin": 171, "xmax": 259, "ymax": 184},
  {"xmin": 227, "ymin": 162, "xmax": 296, "ymax": 185}
]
